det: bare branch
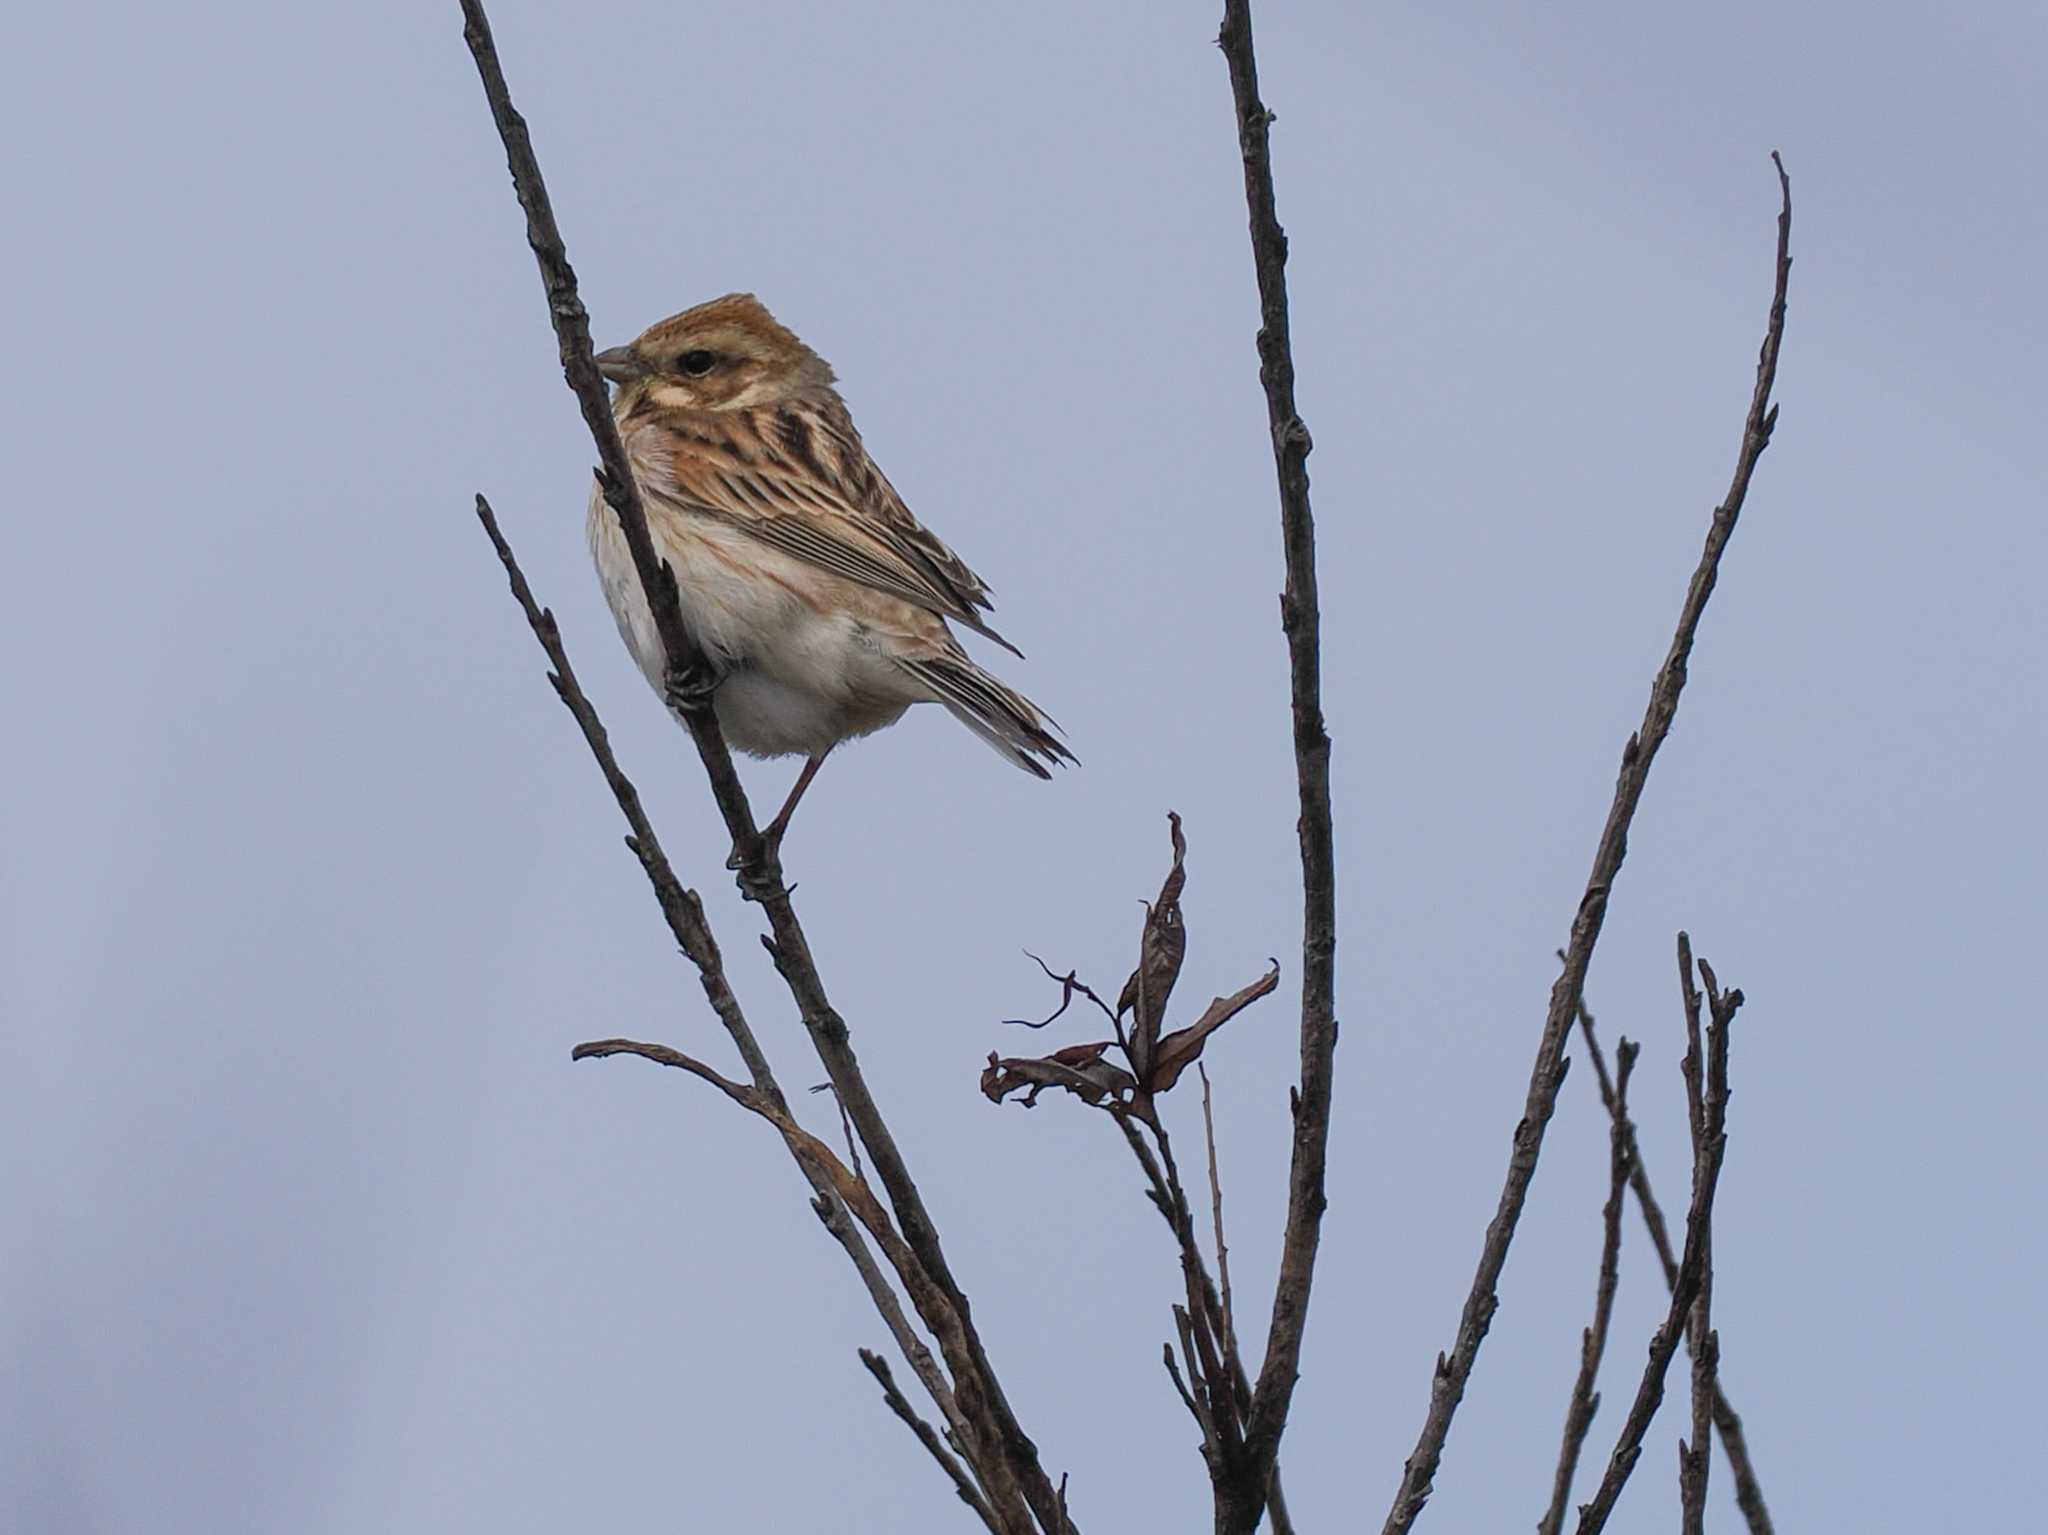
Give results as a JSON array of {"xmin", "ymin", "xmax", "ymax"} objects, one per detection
[
  {"xmin": 1155, "ymin": 1133, "xmax": 1244, "ymax": 1465},
  {"xmin": 1678, "ymin": 936, "xmax": 1708, "ymax": 1154},
  {"xmin": 1675, "ymin": 933, "xmax": 1712, "ymax": 1534},
  {"xmin": 1709, "ymin": 1376, "xmax": 1774, "ymax": 1535},
  {"xmin": 1575, "ymin": 997, "xmax": 1775, "ymax": 1535},
  {"xmin": 861, "ymin": 1349, "xmax": 1001, "ymax": 1534},
  {"xmin": 459, "ymin": 9, "xmax": 1069, "ymax": 1527},
  {"xmin": 1117, "ymin": 1101, "xmax": 1296, "ymax": 1531},
  {"xmin": 572, "ymin": 1037, "xmax": 756, "ymax": 1103},
  {"xmin": 1164, "ymin": 1341, "xmax": 1208, "ymax": 1435},
  {"xmin": 566, "ymin": 1033, "xmax": 980, "ymax": 1494},
  {"xmin": 1175, "ymin": 1304, "xmax": 1224, "ymax": 1460},
  {"xmin": 1574, "ymin": 993, "xmax": 1676, "ymax": 1286},
  {"xmin": 480, "ymin": 491, "xmax": 1018, "ymax": 1522},
  {"xmin": 456, "ymin": 4, "xmax": 744, "ymax": 828},
  {"xmin": 585, "ymin": 1019, "xmax": 1050, "ymax": 1530},
  {"xmin": 814, "ymin": 1197, "xmax": 977, "ymax": 1482},
  {"xmin": 1380, "ymin": 157, "xmax": 1793, "ymax": 1535},
  {"xmin": 1214, "ymin": 8, "xmax": 1338, "ymax": 1526},
  {"xmin": 1679, "ymin": 949, "xmax": 1739, "ymax": 1535},
  {"xmin": 1539, "ymin": 1039, "xmax": 1638, "ymax": 1535},
  {"xmin": 475, "ymin": 498, "xmax": 781, "ymax": 1102},
  {"xmin": 1571, "ymin": 951, "xmax": 1745, "ymax": 1535}
]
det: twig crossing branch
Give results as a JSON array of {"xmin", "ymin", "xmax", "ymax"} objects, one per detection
[
  {"xmin": 1570, "ymin": 942, "xmax": 1745, "ymax": 1535},
  {"xmin": 1538, "ymin": 1038, "xmax": 1638, "ymax": 1535},
  {"xmin": 1575, "ymin": 998, "xmax": 1775, "ymax": 1533}
]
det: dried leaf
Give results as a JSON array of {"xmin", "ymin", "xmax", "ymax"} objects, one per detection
[
  {"xmin": 1119, "ymin": 812, "xmax": 1188, "ymax": 1083},
  {"xmin": 1146, "ymin": 964, "xmax": 1281, "ymax": 1095},
  {"xmin": 981, "ymin": 1044, "xmax": 1137, "ymax": 1108}
]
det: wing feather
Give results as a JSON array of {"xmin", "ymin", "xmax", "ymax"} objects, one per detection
[{"xmin": 628, "ymin": 406, "xmax": 1024, "ymax": 657}]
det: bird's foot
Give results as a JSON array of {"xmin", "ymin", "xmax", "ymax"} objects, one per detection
[
  {"xmin": 663, "ymin": 660, "xmax": 722, "ymax": 717},
  {"xmin": 727, "ymin": 824, "xmax": 788, "ymax": 904}
]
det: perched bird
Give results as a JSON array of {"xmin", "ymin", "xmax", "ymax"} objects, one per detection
[{"xmin": 588, "ymin": 294, "xmax": 1071, "ymax": 857}]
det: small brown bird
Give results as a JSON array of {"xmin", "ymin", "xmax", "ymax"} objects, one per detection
[{"xmin": 589, "ymin": 294, "xmax": 1071, "ymax": 856}]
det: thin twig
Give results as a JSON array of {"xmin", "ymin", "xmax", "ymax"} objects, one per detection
[
  {"xmin": 1380, "ymin": 156, "xmax": 1793, "ymax": 1535},
  {"xmin": 1174, "ymin": 1304, "xmax": 1222, "ymax": 1462},
  {"xmin": 1164, "ymin": 1342, "xmax": 1207, "ymax": 1433},
  {"xmin": 1680, "ymin": 950, "xmax": 1735, "ymax": 1535},
  {"xmin": 814, "ymin": 1197, "xmax": 980, "ymax": 1486},
  {"xmin": 476, "ymin": 498, "xmax": 781, "ymax": 1104},
  {"xmin": 1216, "ymin": 7, "xmax": 1339, "ymax": 1529},
  {"xmin": 1198, "ymin": 1065, "xmax": 1240, "ymax": 1390},
  {"xmin": 1576, "ymin": 997, "xmax": 1775, "ymax": 1535},
  {"xmin": 1154, "ymin": 1126, "xmax": 1244, "ymax": 1463},
  {"xmin": 1571, "ymin": 951, "xmax": 1744, "ymax": 1535},
  {"xmin": 818, "ymin": 1082, "xmax": 869, "ymax": 1187},
  {"xmin": 1677, "ymin": 938, "xmax": 1712, "ymax": 1533},
  {"xmin": 581, "ymin": 1034, "xmax": 1042, "ymax": 1532},
  {"xmin": 1708, "ymin": 1369, "xmax": 1773, "ymax": 1535},
  {"xmin": 1679, "ymin": 936, "xmax": 1708, "ymax": 1161},
  {"xmin": 861, "ymin": 1349, "xmax": 1001, "ymax": 1534},
  {"xmin": 1539, "ymin": 1039, "xmax": 1638, "ymax": 1535},
  {"xmin": 1109, "ymin": 1104, "xmax": 1293, "ymax": 1530},
  {"xmin": 565, "ymin": 1035, "xmax": 987, "ymax": 1489},
  {"xmin": 572, "ymin": 1038, "xmax": 755, "ymax": 1103},
  {"xmin": 1574, "ymin": 989, "xmax": 1678, "ymax": 1286},
  {"xmin": 459, "ymin": 9, "xmax": 1068, "ymax": 1528}
]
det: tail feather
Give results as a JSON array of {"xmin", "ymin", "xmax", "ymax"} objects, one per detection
[{"xmin": 898, "ymin": 654, "xmax": 1075, "ymax": 778}]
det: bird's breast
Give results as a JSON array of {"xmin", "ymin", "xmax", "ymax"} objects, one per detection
[{"xmin": 586, "ymin": 484, "xmax": 920, "ymax": 757}]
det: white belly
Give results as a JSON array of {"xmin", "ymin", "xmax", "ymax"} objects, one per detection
[{"xmin": 586, "ymin": 487, "xmax": 915, "ymax": 758}]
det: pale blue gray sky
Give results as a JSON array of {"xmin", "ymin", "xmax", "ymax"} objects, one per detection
[{"xmin": 5, "ymin": 3, "xmax": 2044, "ymax": 1530}]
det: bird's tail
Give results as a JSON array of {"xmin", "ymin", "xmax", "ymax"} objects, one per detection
[{"xmin": 898, "ymin": 653, "xmax": 1075, "ymax": 778}]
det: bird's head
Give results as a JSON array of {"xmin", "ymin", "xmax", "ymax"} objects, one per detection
[{"xmin": 595, "ymin": 293, "xmax": 838, "ymax": 412}]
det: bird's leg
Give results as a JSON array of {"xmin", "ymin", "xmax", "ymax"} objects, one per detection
[
  {"xmin": 727, "ymin": 749, "xmax": 831, "ymax": 898},
  {"xmin": 662, "ymin": 658, "xmax": 723, "ymax": 717},
  {"xmin": 764, "ymin": 750, "xmax": 831, "ymax": 846}
]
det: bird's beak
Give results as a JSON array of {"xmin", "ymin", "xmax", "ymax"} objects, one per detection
[{"xmin": 594, "ymin": 346, "xmax": 646, "ymax": 385}]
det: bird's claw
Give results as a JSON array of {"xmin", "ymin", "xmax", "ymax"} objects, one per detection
[
  {"xmin": 727, "ymin": 828, "xmax": 787, "ymax": 904},
  {"xmin": 663, "ymin": 661, "xmax": 721, "ymax": 717}
]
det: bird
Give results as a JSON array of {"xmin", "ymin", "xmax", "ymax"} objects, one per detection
[{"xmin": 587, "ymin": 293, "xmax": 1072, "ymax": 864}]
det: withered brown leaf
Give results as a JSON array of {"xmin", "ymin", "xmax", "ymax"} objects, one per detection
[
  {"xmin": 1146, "ymin": 965, "xmax": 1281, "ymax": 1096},
  {"xmin": 1119, "ymin": 812, "xmax": 1189, "ymax": 1083},
  {"xmin": 981, "ymin": 1043, "xmax": 1138, "ymax": 1108}
]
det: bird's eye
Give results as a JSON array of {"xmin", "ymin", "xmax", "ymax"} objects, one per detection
[{"xmin": 677, "ymin": 349, "xmax": 719, "ymax": 376}]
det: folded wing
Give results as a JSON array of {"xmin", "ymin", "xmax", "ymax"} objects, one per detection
[{"xmin": 630, "ymin": 405, "xmax": 1024, "ymax": 657}]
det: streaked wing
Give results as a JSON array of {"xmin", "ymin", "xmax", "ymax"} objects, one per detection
[{"xmin": 630, "ymin": 406, "xmax": 1022, "ymax": 656}]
